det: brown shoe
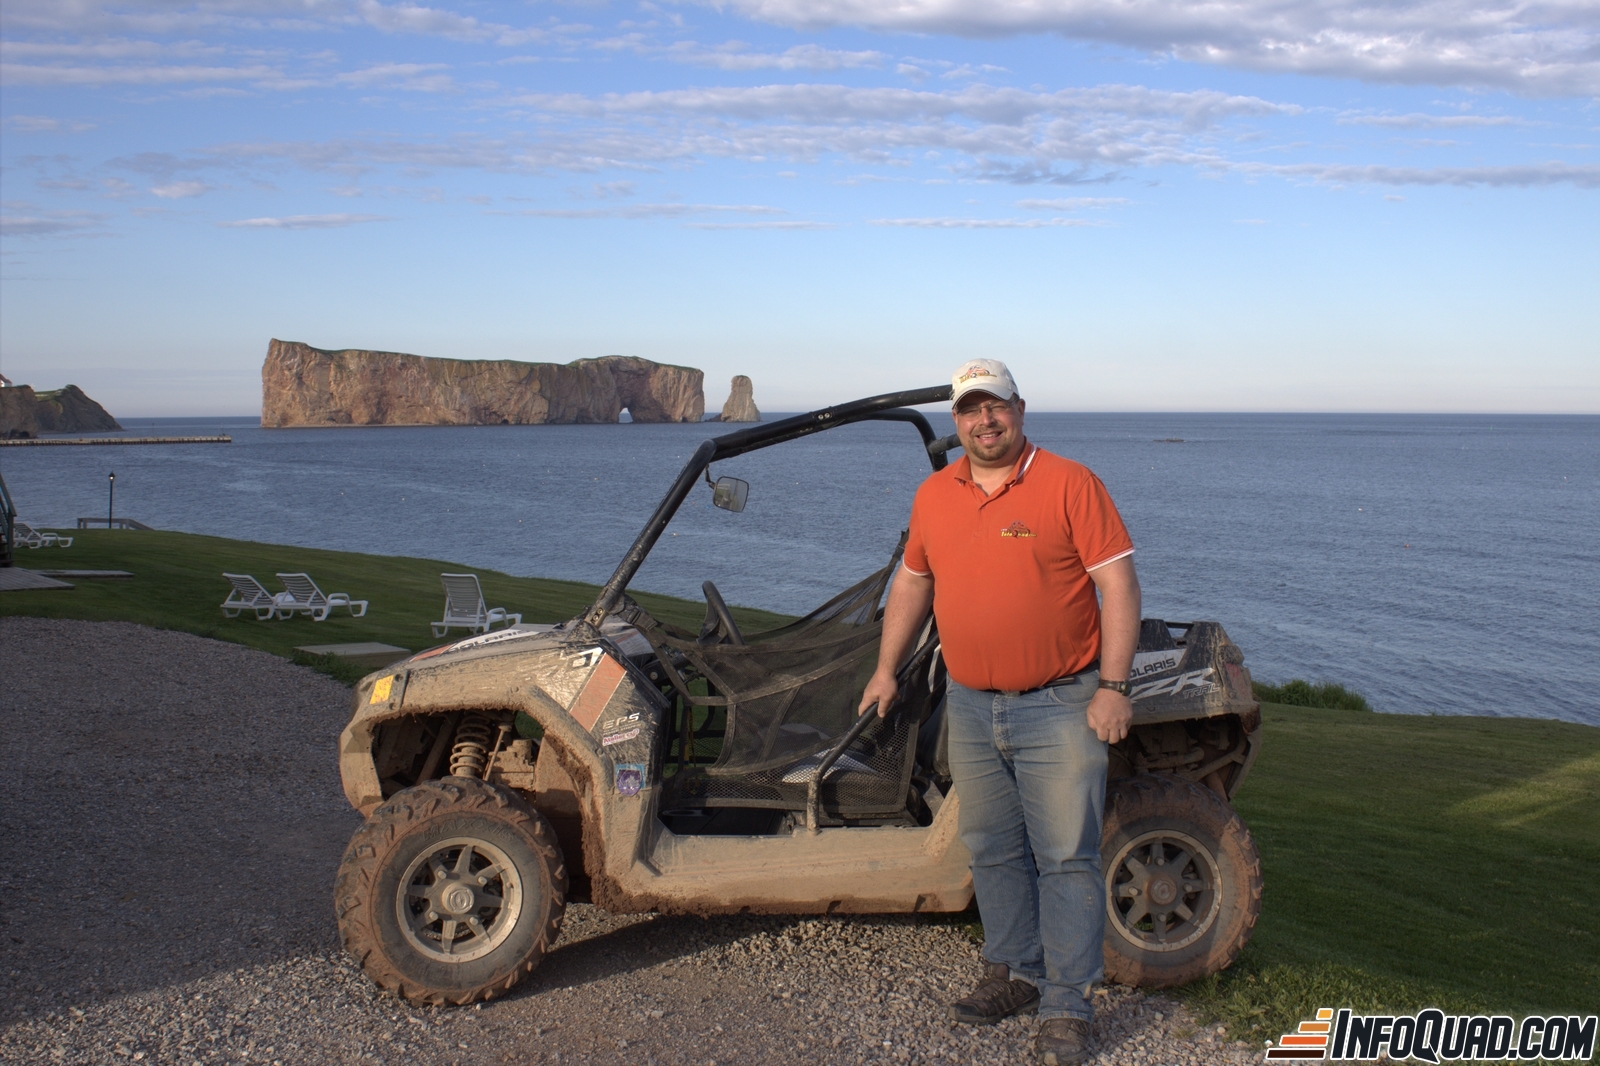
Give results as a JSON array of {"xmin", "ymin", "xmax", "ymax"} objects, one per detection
[
  {"xmin": 1036, "ymin": 1017, "xmax": 1094, "ymax": 1065},
  {"xmin": 947, "ymin": 963, "xmax": 1040, "ymax": 1026}
]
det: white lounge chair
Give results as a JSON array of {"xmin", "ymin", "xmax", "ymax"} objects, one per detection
[
  {"xmin": 15, "ymin": 521, "xmax": 72, "ymax": 549},
  {"xmin": 274, "ymin": 572, "xmax": 368, "ymax": 622},
  {"xmin": 221, "ymin": 573, "xmax": 280, "ymax": 620},
  {"xmin": 432, "ymin": 573, "xmax": 521, "ymax": 637}
]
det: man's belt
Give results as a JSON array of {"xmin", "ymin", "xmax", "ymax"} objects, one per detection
[{"xmin": 993, "ymin": 659, "xmax": 1100, "ymax": 697}]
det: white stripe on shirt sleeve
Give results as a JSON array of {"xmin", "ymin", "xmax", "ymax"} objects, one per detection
[
  {"xmin": 1084, "ymin": 547, "xmax": 1135, "ymax": 572},
  {"xmin": 901, "ymin": 562, "xmax": 932, "ymax": 578}
]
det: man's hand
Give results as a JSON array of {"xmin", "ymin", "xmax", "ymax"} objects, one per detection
[
  {"xmin": 1086, "ymin": 688, "xmax": 1132, "ymax": 744},
  {"xmin": 857, "ymin": 568, "xmax": 933, "ymax": 718},
  {"xmin": 858, "ymin": 668, "xmax": 899, "ymax": 718}
]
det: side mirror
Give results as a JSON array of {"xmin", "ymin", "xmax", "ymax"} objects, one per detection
[{"xmin": 710, "ymin": 476, "xmax": 749, "ymax": 513}]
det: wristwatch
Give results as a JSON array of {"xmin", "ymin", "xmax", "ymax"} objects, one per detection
[{"xmin": 1098, "ymin": 678, "xmax": 1132, "ymax": 696}]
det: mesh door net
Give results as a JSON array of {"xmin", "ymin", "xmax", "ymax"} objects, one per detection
[{"xmin": 640, "ymin": 542, "xmax": 937, "ymax": 818}]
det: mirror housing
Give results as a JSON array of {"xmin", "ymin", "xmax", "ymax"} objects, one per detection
[{"xmin": 710, "ymin": 476, "xmax": 749, "ymax": 513}]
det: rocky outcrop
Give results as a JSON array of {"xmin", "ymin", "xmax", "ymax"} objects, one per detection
[
  {"xmin": 260, "ymin": 340, "xmax": 704, "ymax": 427},
  {"xmin": 0, "ymin": 388, "xmax": 38, "ymax": 437},
  {"xmin": 719, "ymin": 375, "xmax": 761, "ymax": 423},
  {"xmin": 572, "ymin": 356, "xmax": 706, "ymax": 424},
  {"xmin": 0, "ymin": 384, "xmax": 122, "ymax": 437}
]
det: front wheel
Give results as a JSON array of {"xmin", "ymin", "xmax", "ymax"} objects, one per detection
[
  {"xmin": 1101, "ymin": 773, "xmax": 1261, "ymax": 988},
  {"xmin": 335, "ymin": 777, "xmax": 567, "ymax": 1005}
]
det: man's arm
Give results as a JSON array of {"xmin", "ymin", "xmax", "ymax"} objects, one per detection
[
  {"xmin": 857, "ymin": 568, "xmax": 935, "ymax": 717},
  {"xmin": 1087, "ymin": 555, "xmax": 1140, "ymax": 744}
]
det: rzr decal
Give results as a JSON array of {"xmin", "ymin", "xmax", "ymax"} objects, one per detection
[{"xmin": 1132, "ymin": 667, "xmax": 1214, "ymax": 700}]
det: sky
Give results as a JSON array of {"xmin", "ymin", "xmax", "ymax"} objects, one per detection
[{"xmin": 1, "ymin": 0, "xmax": 1597, "ymax": 417}]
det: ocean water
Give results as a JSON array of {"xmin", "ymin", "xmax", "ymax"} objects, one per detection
[{"xmin": 6, "ymin": 411, "xmax": 1597, "ymax": 727}]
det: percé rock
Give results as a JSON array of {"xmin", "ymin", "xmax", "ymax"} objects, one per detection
[
  {"xmin": 719, "ymin": 375, "xmax": 761, "ymax": 423},
  {"xmin": 0, "ymin": 384, "xmax": 122, "ymax": 437},
  {"xmin": 260, "ymin": 340, "xmax": 705, "ymax": 427}
]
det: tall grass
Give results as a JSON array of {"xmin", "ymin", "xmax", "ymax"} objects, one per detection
[{"xmin": 1252, "ymin": 678, "xmax": 1372, "ymax": 711}]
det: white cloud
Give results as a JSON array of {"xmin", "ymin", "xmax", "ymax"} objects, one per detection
[
  {"xmin": 1015, "ymin": 196, "xmax": 1130, "ymax": 209},
  {"xmin": 1244, "ymin": 161, "xmax": 1600, "ymax": 187},
  {"xmin": 696, "ymin": 0, "xmax": 1600, "ymax": 95},
  {"xmin": 502, "ymin": 203, "xmax": 790, "ymax": 219},
  {"xmin": 0, "ymin": 209, "xmax": 111, "ymax": 236},
  {"xmin": 685, "ymin": 220, "xmax": 835, "ymax": 228},
  {"xmin": 660, "ymin": 41, "xmax": 887, "ymax": 71},
  {"xmin": 98, "ymin": 80, "xmax": 1586, "ymax": 204},
  {"xmin": 207, "ymin": 82, "xmax": 1292, "ymax": 189},
  {"xmin": 1337, "ymin": 112, "xmax": 1524, "ymax": 128},
  {"xmin": 517, "ymin": 83, "xmax": 1297, "ymax": 126},
  {"xmin": 150, "ymin": 180, "xmax": 212, "ymax": 198},
  {"xmin": 218, "ymin": 213, "xmax": 392, "ymax": 228},
  {"xmin": 336, "ymin": 62, "xmax": 455, "ymax": 91},
  {"xmin": 869, "ymin": 216, "xmax": 1104, "ymax": 227},
  {"xmin": 1, "ymin": 60, "xmax": 278, "ymax": 87},
  {"xmin": 1, "ymin": 115, "xmax": 95, "ymax": 133}
]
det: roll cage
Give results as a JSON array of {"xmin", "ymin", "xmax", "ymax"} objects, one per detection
[{"xmin": 581, "ymin": 385, "xmax": 955, "ymax": 630}]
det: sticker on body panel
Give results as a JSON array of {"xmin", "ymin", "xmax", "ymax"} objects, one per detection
[
  {"xmin": 615, "ymin": 763, "xmax": 646, "ymax": 796},
  {"xmin": 1129, "ymin": 648, "xmax": 1185, "ymax": 681},
  {"xmin": 1133, "ymin": 667, "xmax": 1214, "ymax": 701}
]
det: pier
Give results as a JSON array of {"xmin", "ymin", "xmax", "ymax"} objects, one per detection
[{"xmin": 0, "ymin": 435, "xmax": 232, "ymax": 446}]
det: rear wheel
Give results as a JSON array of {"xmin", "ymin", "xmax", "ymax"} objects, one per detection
[
  {"xmin": 1101, "ymin": 773, "xmax": 1261, "ymax": 988},
  {"xmin": 335, "ymin": 777, "xmax": 567, "ymax": 1005}
]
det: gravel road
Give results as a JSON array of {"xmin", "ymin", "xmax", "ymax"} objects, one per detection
[{"xmin": 1, "ymin": 616, "xmax": 1260, "ymax": 1066}]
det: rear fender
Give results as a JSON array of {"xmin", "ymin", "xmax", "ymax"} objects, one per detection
[{"xmin": 1116, "ymin": 620, "xmax": 1263, "ymax": 799}]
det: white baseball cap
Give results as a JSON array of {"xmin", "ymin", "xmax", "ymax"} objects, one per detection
[{"xmin": 950, "ymin": 359, "xmax": 1019, "ymax": 408}]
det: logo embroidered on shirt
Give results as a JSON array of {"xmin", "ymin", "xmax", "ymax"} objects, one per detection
[{"xmin": 999, "ymin": 521, "xmax": 1036, "ymax": 538}]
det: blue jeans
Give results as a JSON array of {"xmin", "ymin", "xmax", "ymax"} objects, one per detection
[{"xmin": 945, "ymin": 674, "xmax": 1108, "ymax": 1021}]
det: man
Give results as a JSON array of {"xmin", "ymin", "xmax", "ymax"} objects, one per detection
[{"xmin": 858, "ymin": 359, "xmax": 1139, "ymax": 1066}]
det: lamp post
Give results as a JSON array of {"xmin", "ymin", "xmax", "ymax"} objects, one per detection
[{"xmin": 108, "ymin": 471, "xmax": 115, "ymax": 530}]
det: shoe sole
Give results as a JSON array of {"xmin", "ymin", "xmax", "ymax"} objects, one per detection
[{"xmin": 948, "ymin": 1001, "xmax": 1039, "ymax": 1026}]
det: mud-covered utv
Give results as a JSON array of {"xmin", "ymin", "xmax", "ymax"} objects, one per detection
[{"xmin": 334, "ymin": 386, "xmax": 1264, "ymax": 1006}]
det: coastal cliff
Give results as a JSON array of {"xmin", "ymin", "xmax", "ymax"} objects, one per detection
[
  {"xmin": 260, "ymin": 340, "xmax": 705, "ymax": 427},
  {"xmin": 0, "ymin": 384, "xmax": 122, "ymax": 437}
]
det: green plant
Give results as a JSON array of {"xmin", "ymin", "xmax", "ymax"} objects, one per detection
[{"xmin": 1252, "ymin": 679, "xmax": 1372, "ymax": 711}]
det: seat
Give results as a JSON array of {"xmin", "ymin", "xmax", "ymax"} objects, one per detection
[
  {"xmin": 274, "ymin": 572, "xmax": 368, "ymax": 621},
  {"xmin": 432, "ymin": 573, "xmax": 522, "ymax": 637},
  {"xmin": 15, "ymin": 521, "xmax": 72, "ymax": 548},
  {"xmin": 221, "ymin": 573, "xmax": 280, "ymax": 620},
  {"xmin": 646, "ymin": 536, "xmax": 942, "ymax": 823}
]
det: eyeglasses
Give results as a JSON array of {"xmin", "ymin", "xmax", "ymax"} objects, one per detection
[{"xmin": 954, "ymin": 399, "xmax": 1015, "ymax": 419}]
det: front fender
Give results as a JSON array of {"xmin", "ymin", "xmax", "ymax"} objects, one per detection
[{"xmin": 339, "ymin": 628, "xmax": 666, "ymax": 820}]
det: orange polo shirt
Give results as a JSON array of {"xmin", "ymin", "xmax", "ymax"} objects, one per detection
[{"xmin": 903, "ymin": 441, "xmax": 1134, "ymax": 692}]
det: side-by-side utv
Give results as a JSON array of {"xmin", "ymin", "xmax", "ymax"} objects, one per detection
[{"xmin": 333, "ymin": 386, "xmax": 1263, "ymax": 1006}]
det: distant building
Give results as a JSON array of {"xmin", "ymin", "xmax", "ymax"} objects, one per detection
[{"xmin": 0, "ymin": 374, "xmax": 12, "ymax": 388}]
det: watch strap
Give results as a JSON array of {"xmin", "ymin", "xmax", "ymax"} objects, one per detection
[{"xmin": 1098, "ymin": 678, "xmax": 1132, "ymax": 696}]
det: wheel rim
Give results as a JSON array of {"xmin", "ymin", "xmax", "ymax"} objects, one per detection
[
  {"xmin": 396, "ymin": 837, "xmax": 525, "ymax": 963},
  {"xmin": 1106, "ymin": 828, "xmax": 1222, "ymax": 952}
]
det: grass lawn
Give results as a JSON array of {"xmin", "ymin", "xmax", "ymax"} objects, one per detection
[
  {"xmin": 1, "ymin": 529, "xmax": 791, "ymax": 682},
  {"xmin": 1185, "ymin": 704, "xmax": 1600, "ymax": 1038},
  {"xmin": 6, "ymin": 531, "xmax": 1596, "ymax": 1036}
]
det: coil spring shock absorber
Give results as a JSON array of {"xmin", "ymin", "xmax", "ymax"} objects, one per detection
[{"xmin": 449, "ymin": 713, "xmax": 495, "ymax": 778}]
